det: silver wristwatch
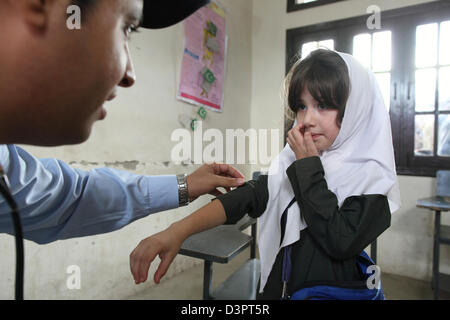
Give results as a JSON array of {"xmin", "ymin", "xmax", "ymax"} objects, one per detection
[{"xmin": 176, "ymin": 174, "xmax": 190, "ymax": 207}]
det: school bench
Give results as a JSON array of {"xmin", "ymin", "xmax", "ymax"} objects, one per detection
[{"xmin": 179, "ymin": 214, "xmax": 259, "ymax": 300}]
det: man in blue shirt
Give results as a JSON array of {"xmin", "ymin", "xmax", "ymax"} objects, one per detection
[{"xmin": 0, "ymin": 0, "xmax": 244, "ymax": 244}]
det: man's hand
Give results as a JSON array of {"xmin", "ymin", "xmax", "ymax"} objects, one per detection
[
  {"xmin": 186, "ymin": 163, "xmax": 245, "ymax": 202},
  {"xmin": 287, "ymin": 123, "xmax": 319, "ymax": 160}
]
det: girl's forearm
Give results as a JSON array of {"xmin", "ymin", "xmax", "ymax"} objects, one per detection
[{"xmin": 170, "ymin": 199, "xmax": 227, "ymax": 241}]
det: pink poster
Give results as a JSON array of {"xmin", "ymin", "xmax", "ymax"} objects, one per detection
[{"xmin": 177, "ymin": 2, "xmax": 227, "ymax": 112}]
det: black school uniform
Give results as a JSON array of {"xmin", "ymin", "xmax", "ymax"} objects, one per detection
[{"xmin": 216, "ymin": 156, "xmax": 391, "ymax": 300}]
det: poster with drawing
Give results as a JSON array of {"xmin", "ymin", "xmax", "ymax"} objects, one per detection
[{"xmin": 177, "ymin": 2, "xmax": 227, "ymax": 112}]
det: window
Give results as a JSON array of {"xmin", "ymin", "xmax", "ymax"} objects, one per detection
[
  {"xmin": 285, "ymin": 1, "xmax": 450, "ymax": 176},
  {"xmin": 353, "ymin": 31, "xmax": 392, "ymax": 110},
  {"xmin": 287, "ymin": 0, "xmax": 346, "ymax": 12},
  {"xmin": 301, "ymin": 39, "xmax": 335, "ymax": 59},
  {"xmin": 414, "ymin": 22, "xmax": 450, "ymax": 158}
]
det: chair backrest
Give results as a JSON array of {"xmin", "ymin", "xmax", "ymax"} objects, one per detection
[{"xmin": 437, "ymin": 170, "xmax": 450, "ymax": 197}]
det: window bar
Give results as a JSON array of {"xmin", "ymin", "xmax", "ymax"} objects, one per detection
[{"xmin": 434, "ymin": 23, "xmax": 441, "ymax": 158}]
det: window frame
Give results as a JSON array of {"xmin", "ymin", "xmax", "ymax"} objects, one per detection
[
  {"xmin": 285, "ymin": 1, "xmax": 450, "ymax": 177},
  {"xmin": 287, "ymin": 0, "xmax": 346, "ymax": 12}
]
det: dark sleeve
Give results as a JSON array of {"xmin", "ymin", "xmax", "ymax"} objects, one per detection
[
  {"xmin": 215, "ymin": 175, "xmax": 269, "ymax": 225},
  {"xmin": 286, "ymin": 156, "xmax": 391, "ymax": 260}
]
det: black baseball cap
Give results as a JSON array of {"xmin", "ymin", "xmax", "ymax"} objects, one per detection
[{"xmin": 141, "ymin": 0, "xmax": 211, "ymax": 29}]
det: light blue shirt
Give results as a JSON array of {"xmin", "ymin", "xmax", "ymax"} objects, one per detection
[{"xmin": 0, "ymin": 145, "xmax": 179, "ymax": 244}]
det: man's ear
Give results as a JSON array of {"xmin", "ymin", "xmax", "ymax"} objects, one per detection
[{"xmin": 9, "ymin": 0, "xmax": 50, "ymax": 29}]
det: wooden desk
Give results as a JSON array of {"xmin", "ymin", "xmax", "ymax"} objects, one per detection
[
  {"xmin": 417, "ymin": 196, "xmax": 450, "ymax": 300},
  {"xmin": 179, "ymin": 215, "xmax": 260, "ymax": 300}
]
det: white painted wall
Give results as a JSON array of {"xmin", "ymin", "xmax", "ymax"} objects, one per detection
[
  {"xmin": 250, "ymin": 0, "xmax": 450, "ymax": 282},
  {"xmin": 0, "ymin": 0, "xmax": 253, "ymax": 299},
  {"xmin": 1, "ymin": 0, "xmax": 448, "ymax": 300}
]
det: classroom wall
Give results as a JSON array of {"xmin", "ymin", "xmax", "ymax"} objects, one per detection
[
  {"xmin": 1, "ymin": 0, "xmax": 448, "ymax": 300},
  {"xmin": 0, "ymin": 0, "xmax": 253, "ymax": 299},
  {"xmin": 250, "ymin": 0, "xmax": 450, "ymax": 283}
]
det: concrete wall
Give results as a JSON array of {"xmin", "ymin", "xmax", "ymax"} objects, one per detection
[
  {"xmin": 250, "ymin": 0, "xmax": 450, "ymax": 282},
  {"xmin": 0, "ymin": 0, "xmax": 253, "ymax": 299},
  {"xmin": 1, "ymin": 0, "xmax": 448, "ymax": 300}
]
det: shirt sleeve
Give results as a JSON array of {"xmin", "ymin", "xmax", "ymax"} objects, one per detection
[
  {"xmin": 215, "ymin": 174, "xmax": 269, "ymax": 225},
  {"xmin": 0, "ymin": 144, "xmax": 179, "ymax": 244},
  {"xmin": 286, "ymin": 156, "xmax": 391, "ymax": 260}
]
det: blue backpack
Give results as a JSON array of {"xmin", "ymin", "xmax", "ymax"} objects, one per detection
[{"xmin": 286, "ymin": 250, "xmax": 385, "ymax": 300}]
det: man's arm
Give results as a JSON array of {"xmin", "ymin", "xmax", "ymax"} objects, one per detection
[{"xmin": 0, "ymin": 145, "xmax": 179, "ymax": 244}]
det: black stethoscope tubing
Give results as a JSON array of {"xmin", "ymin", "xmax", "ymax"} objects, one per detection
[{"xmin": 0, "ymin": 166, "xmax": 24, "ymax": 300}]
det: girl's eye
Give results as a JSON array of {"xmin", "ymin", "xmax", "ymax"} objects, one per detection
[
  {"xmin": 318, "ymin": 102, "xmax": 338, "ymax": 110},
  {"xmin": 298, "ymin": 104, "xmax": 307, "ymax": 111}
]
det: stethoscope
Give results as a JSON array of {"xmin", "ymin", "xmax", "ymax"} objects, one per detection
[{"xmin": 0, "ymin": 164, "xmax": 24, "ymax": 300}]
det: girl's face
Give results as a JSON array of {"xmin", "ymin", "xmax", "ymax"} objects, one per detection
[{"xmin": 296, "ymin": 88, "xmax": 341, "ymax": 152}]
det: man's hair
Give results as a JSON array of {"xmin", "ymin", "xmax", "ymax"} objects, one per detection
[
  {"xmin": 284, "ymin": 49, "xmax": 350, "ymax": 127},
  {"xmin": 71, "ymin": 0, "xmax": 96, "ymax": 13},
  {"xmin": 70, "ymin": 0, "xmax": 97, "ymax": 23}
]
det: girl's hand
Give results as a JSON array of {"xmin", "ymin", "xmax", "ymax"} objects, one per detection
[
  {"xmin": 287, "ymin": 123, "xmax": 319, "ymax": 160},
  {"xmin": 130, "ymin": 224, "xmax": 185, "ymax": 285}
]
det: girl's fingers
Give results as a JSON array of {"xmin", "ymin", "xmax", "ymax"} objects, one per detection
[
  {"xmin": 137, "ymin": 250, "xmax": 155, "ymax": 283},
  {"xmin": 288, "ymin": 128, "xmax": 305, "ymax": 149},
  {"xmin": 129, "ymin": 249, "xmax": 137, "ymax": 280},
  {"xmin": 139, "ymin": 241, "xmax": 164, "ymax": 283},
  {"xmin": 288, "ymin": 128, "xmax": 297, "ymax": 143},
  {"xmin": 130, "ymin": 240, "xmax": 159, "ymax": 284},
  {"xmin": 287, "ymin": 130, "xmax": 294, "ymax": 148},
  {"xmin": 304, "ymin": 132, "xmax": 319, "ymax": 155},
  {"xmin": 295, "ymin": 122, "xmax": 306, "ymax": 136},
  {"xmin": 131, "ymin": 249, "xmax": 144, "ymax": 283},
  {"xmin": 287, "ymin": 133, "xmax": 294, "ymax": 149},
  {"xmin": 291, "ymin": 126, "xmax": 304, "ymax": 146},
  {"xmin": 138, "ymin": 255, "xmax": 152, "ymax": 283},
  {"xmin": 154, "ymin": 252, "xmax": 176, "ymax": 284}
]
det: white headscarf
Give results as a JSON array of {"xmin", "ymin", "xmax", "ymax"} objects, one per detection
[{"xmin": 257, "ymin": 51, "xmax": 402, "ymax": 294}]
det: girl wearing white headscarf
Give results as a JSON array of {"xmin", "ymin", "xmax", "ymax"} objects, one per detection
[{"xmin": 129, "ymin": 49, "xmax": 401, "ymax": 300}]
